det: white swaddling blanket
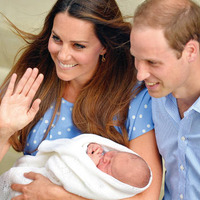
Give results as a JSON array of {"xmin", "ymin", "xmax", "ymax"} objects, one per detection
[{"xmin": 0, "ymin": 134, "xmax": 152, "ymax": 200}]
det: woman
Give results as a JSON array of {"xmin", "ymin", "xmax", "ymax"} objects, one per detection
[{"xmin": 0, "ymin": 0, "xmax": 162, "ymax": 199}]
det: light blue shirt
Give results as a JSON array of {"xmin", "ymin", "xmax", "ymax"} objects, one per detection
[
  {"xmin": 152, "ymin": 94, "xmax": 200, "ymax": 200},
  {"xmin": 25, "ymin": 88, "xmax": 153, "ymax": 155}
]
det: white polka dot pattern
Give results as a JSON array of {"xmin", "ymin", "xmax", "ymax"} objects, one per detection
[{"xmin": 24, "ymin": 88, "xmax": 153, "ymax": 155}]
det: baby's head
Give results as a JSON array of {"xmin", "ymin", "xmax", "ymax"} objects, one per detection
[{"xmin": 97, "ymin": 151, "xmax": 151, "ymax": 188}]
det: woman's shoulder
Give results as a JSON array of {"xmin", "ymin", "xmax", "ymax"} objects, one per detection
[
  {"xmin": 127, "ymin": 87, "xmax": 153, "ymax": 140},
  {"xmin": 128, "ymin": 87, "xmax": 152, "ymax": 118},
  {"xmin": 130, "ymin": 87, "xmax": 151, "ymax": 107}
]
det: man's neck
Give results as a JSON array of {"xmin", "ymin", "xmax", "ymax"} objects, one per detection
[
  {"xmin": 177, "ymin": 95, "xmax": 199, "ymax": 118},
  {"xmin": 177, "ymin": 99, "xmax": 190, "ymax": 119}
]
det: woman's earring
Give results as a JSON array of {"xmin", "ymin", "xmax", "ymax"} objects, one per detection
[{"xmin": 102, "ymin": 54, "xmax": 106, "ymax": 62}]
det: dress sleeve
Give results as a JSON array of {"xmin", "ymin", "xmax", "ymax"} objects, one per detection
[{"xmin": 126, "ymin": 88, "xmax": 154, "ymax": 141}]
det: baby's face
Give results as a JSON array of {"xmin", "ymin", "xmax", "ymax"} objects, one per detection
[
  {"xmin": 97, "ymin": 151, "xmax": 135, "ymax": 183},
  {"xmin": 97, "ymin": 151, "xmax": 119, "ymax": 176}
]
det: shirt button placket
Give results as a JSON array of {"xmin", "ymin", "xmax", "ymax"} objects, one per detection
[{"xmin": 178, "ymin": 127, "xmax": 186, "ymax": 200}]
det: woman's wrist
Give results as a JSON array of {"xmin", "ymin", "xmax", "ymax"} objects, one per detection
[
  {"xmin": 49, "ymin": 185, "xmax": 71, "ymax": 200},
  {"xmin": 51, "ymin": 185, "xmax": 87, "ymax": 200},
  {"xmin": 0, "ymin": 125, "xmax": 14, "ymax": 142}
]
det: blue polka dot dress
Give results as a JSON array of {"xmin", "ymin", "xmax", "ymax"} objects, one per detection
[{"xmin": 24, "ymin": 88, "xmax": 153, "ymax": 155}]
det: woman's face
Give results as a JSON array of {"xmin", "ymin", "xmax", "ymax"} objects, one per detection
[{"xmin": 48, "ymin": 12, "xmax": 106, "ymax": 86}]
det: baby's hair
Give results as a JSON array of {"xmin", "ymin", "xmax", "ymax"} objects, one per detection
[
  {"xmin": 129, "ymin": 153, "xmax": 150, "ymax": 188},
  {"xmin": 114, "ymin": 152, "xmax": 151, "ymax": 188}
]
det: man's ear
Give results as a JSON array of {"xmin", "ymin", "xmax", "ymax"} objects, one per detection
[{"xmin": 183, "ymin": 40, "xmax": 199, "ymax": 63}]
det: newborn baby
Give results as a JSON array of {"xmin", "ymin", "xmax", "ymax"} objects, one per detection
[{"xmin": 87, "ymin": 143, "xmax": 150, "ymax": 188}]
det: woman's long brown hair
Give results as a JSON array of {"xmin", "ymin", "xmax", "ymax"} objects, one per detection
[{"xmin": 0, "ymin": 0, "xmax": 144, "ymax": 152}]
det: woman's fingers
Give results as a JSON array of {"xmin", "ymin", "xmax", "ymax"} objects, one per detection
[
  {"xmin": 14, "ymin": 68, "xmax": 43, "ymax": 97},
  {"xmin": 0, "ymin": 68, "xmax": 44, "ymax": 133},
  {"xmin": 20, "ymin": 68, "xmax": 40, "ymax": 96},
  {"xmin": 4, "ymin": 73, "xmax": 17, "ymax": 97},
  {"xmin": 28, "ymin": 99, "xmax": 42, "ymax": 120},
  {"xmin": 27, "ymin": 73, "xmax": 44, "ymax": 101},
  {"xmin": 14, "ymin": 68, "xmax": 33, "ymax": 94}
]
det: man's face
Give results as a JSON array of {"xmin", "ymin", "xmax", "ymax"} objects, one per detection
[{"xmin": 130, "ymin": 27, "xmax": 190, "ymax": 98}]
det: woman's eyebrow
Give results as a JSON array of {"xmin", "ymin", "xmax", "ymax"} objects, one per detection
[{"xmin": 52, "ymin": 30, "xmax": 89, "ymax": 44}]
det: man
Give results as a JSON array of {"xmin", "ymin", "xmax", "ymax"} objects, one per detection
[{"xmin": 130, "ymin": 0, "xmax": 200, "ymax": 199}]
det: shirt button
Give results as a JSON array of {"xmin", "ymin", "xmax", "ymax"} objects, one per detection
[
  {"xmin": 180, "ymin": 194, "xmax": 184, "ymax": 199},
  {"xmin": 181, "ymin": 136, "xmax": 186, "ymax": 141},
  {"xmin": 180, "ymin": 165, "xmax": 184, "ymax": 171}
]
